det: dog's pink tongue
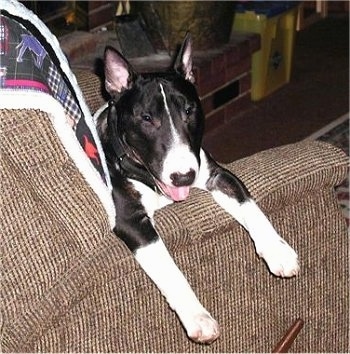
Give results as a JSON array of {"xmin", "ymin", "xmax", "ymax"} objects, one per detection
[{"xmin": 163, "ymin": 185, "xmax": 190, "ymax": 201}]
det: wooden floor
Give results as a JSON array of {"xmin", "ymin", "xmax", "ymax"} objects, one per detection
[{"xmin": 203, "ymin": 14, "xmax": 349, "ymax": 163}]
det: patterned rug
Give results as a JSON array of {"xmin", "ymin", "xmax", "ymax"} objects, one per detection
[{"xmin": 307, "ymin": 113, "xmax": 349, "ymax": 226}]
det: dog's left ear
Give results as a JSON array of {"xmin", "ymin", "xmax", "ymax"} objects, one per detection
[
  {"xmin": 174, "ymin": 32, "xmax": 195, "ymax": 84},
  {"xmin": 104, "ymin": 46, "xmax": 135, "ymax": 97}
]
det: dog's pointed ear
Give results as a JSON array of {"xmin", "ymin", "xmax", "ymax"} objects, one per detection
[
  {"xmin": 104, "ymin": 46, "xmax": 135, "ymax": 96},
  {"xmin": 174, "ymin": 32, "xmax": 195, "ymax": 84}
]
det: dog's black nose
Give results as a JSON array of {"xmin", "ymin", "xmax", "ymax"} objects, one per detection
[{"xmin": 170, "ymin": 170, "xmax": 196, "ymax": 187}]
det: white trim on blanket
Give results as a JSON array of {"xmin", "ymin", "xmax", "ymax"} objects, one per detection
[{"xmin": 0, "ymin": 90, "xmax": 116, "ymax": 228}]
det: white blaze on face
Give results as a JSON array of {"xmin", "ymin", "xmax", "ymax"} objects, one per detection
[{"xmin": 158, "ymin": 83, "xmax": 199, "ymax": 201}]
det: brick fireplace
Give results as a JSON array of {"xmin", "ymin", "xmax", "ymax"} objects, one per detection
[{"xmin": 20, "ymin": 1, "xmax": 115, "ymax": 35}]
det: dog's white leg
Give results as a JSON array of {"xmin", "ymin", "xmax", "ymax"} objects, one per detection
[
  {"xmin": 129, "ymin": 179, "xmax": 219, "ymax": 343},
  {"xmin": 135, "ymin": 238, "xmax": 219, "ymax": 343},
  {"xmin": 195, "ymin": 149, "xmax": 299, "ymax": 277},
  {"xmin": 212, "ymin": 194, "xmax": 299, "ymax": 277}
]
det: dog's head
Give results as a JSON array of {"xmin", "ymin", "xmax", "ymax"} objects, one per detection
[{"xmin": 103, "ymin": 34, "xmax": 205, "ymax": 201}]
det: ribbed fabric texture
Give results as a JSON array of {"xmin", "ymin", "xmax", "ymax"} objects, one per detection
[
  {"xmin": 1, "ymin": 75, "xmax": 349, "ymax": 352},
  {"xmin": 73, "ymin": 70, "xmax": 107, "ymax": 114}
]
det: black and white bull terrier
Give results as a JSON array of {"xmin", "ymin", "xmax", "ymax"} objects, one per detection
[{"xmin": 96, "ymin": 34, "xmax": 299, "ymax": 344}]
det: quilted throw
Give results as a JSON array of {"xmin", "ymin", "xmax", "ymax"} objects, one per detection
[{"xmin": 0, "ymin": 0, "xmax": 115, "ymax": 226}]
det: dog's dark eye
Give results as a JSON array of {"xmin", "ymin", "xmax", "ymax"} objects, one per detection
[
  {"xmin": 141, "ymin": 114, "xmax": 152, "ymax": 122},
  {"xmin": 185, "ymin": 107, "xmax": 193, "ymax": 116}
]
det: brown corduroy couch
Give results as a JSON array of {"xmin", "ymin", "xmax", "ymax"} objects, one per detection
[{"xmin": 1, "ymin": 70, "xmax": 349, "ymax": 353}]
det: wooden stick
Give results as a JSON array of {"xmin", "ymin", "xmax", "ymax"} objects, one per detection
[{"xmin": 272, "ymin": 318, "xmax": 304, "ymax": 353}]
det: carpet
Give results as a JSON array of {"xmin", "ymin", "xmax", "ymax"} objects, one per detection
[{"xmin": 306, "ymin": 113, "xmax": 349, "ymax": 225}]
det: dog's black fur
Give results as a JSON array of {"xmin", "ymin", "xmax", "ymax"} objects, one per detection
[{"xmin": 96, "ymin": 34, "xmax": 299, "ymax": 344}]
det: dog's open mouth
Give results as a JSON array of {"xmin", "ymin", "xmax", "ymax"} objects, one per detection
[
  {"xmin": 129, "ymin": 149, "xmax": 192, "ymax": 202},
  {"xmin": 156, "ymin": 181, "xmax": 190, "ymax": 202}
]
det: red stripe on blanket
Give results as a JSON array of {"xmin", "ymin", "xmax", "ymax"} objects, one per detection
[{"xmin": 5, "ymin": 79, "xmax": 49, "ymax": 92}]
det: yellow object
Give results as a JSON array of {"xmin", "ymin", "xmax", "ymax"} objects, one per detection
[{"xmin": 232, "ymin": 6, "xmax": 298, "ymax": 101}]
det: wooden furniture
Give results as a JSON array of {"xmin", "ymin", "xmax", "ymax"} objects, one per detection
[
  {"xmin": 297, "ymin": 1, "xmax": 328, "ymax": 31},
  {"xmin": 272, "ymin": 318, "xmax": 304, "ymax": 353}
]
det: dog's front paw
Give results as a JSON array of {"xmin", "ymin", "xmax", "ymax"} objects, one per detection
[
  {"xmin": 185, "ymin": 313, "xmax": 220, "ymax": 344},
  {"xmin": 256, "ymin": 238, "xmax": 299, "ymax": 277}
]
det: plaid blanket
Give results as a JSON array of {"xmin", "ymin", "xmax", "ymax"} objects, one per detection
[{"xmin": 0, "ymin": 10, "xmax": 108, "ymax": 186}]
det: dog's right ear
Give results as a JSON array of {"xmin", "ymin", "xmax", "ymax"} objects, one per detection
[
  {"xmin": 174, "ymin": 32, "xmax": 195, "ymax": 84},
  {"xmin": 104, "ymin": 46, "xmax": 135, "ymax": 96}
]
